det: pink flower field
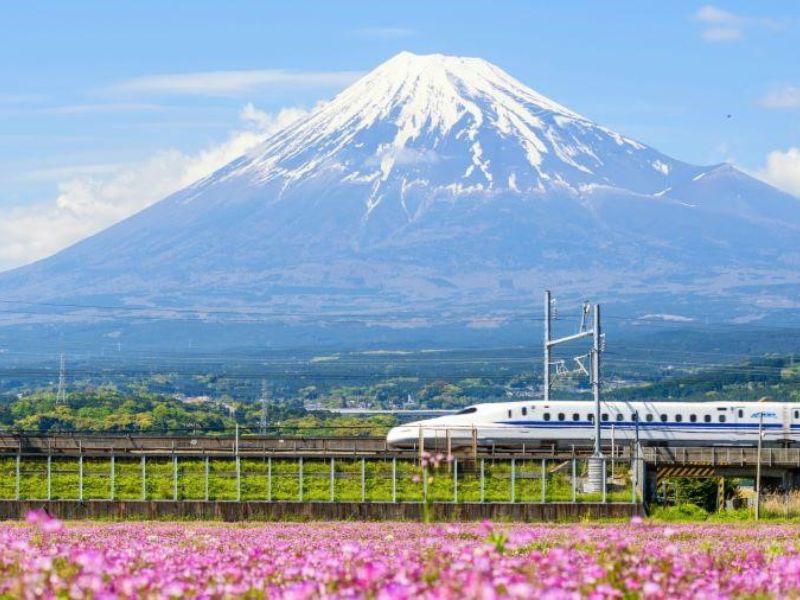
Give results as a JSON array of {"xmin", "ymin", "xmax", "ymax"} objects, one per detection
[{"xmin": 5, "ymin": 512, "xmax": 800, "ymax": 598}]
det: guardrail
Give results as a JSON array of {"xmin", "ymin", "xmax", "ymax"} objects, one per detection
[{"xmin": 641, "ymin": 446, "xmax": 800, "ymax": 467}]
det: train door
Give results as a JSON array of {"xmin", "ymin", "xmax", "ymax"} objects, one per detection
[{"xmin": 731, "ymin": 406, "xmax": 746, "ymax": 443}]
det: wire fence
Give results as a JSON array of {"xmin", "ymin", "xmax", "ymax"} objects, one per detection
[{"xmin": 0, "ymin": 454, "xmax": 639, "ymax": 504}]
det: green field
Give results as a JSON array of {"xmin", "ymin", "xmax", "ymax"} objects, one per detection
[{"xmin": 0, "ymin": 456, "xmax": 635, "ymax": 503}]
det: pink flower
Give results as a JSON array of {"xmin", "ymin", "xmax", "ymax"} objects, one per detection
[{"xmin": 25, "ymin": 509, "xmax": 63, "ymax": 533}]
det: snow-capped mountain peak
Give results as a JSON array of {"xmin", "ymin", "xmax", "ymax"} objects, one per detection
[
  {"xmin": 2, "ymin": 51, "xmax": 799, "ymax": 337},
  {"xmin": 223, "ymin": 51, "xmax": 692, "ymax": 210}
]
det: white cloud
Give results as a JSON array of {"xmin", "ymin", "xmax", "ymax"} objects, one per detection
[
  {"xmin": 110, "ymin": 69, "xmax": 362, "ymax": 97},
  {"xmin": 755, "ymin": 147, "xmax": 800, "ymax": 197},
  {"xmin": 692, "ymin": 5, "xmax": 784, "ymax": 42},
  {"xmin": 356, "ymin": 27, "xmax": 416, "ymax": 39},
  {"xmin": 702, "ymin": 26, "xmax": 742, "ymax": 42},
  {"xmin": 45, "ymin": 103, "xmax": 163, "ymax": 115},
  {"xmin": 0, "ymin": 104, "xmax": 308, "ymax": 271},
  {"xmin": 760, "ymin": 85, "xmax": 800, "ymax": 109}
]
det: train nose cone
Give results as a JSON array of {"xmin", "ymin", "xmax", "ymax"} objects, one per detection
[{"xmin": 386, "ymin": 426, "xmax": 417, "ymax": 447}]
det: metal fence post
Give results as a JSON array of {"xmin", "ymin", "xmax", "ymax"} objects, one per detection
[
  {"xmin": 267, "ymin": 456, "xmax": 272, "ymax": 502},
  {"xmin": 361, "ymin": 457, "xmax": 366, "ymax": 502},
  {"xmin": 298, "ymin": 457, "xmax": 303, "ymax": 502},
  {"xmin": 47, "ymin": 455, "xmax": 52, "ymax": 501},
  {"xmin": 480, "ymin": 458, "xmax": 485, "ymax": 503},
  {"xmin": 602, "ymin": 458, "xmax": 607, "ymax": 503},
  {"xmin": 631, "ymin": 457, "xmax": 637, "ymax": 504},
  {"xmin": 423, "ymin": 464, "xmax": 428, "ymax": 502},
  {"xmin": 110, "ymin": 455, "xmax": 116, "ymax": 501},
  {"xmin": 204, "ymin": 456, "xmax": 210, "ymax": 501},
  {"xmin": 330, "ymin": 457, "xmax": 335, "ymax": 502},
  {"xmin": 236, "ymin": 455, "xmax": 241, "ymax": 502},
  {"xmin": 572, "ymin": 458, "xmax": 577, "ymax": 503},
  {"xmin": 541, "ymin": 459, "xmax": 546, "ymax": 503},
  {"xmin": 511, "ymin": 458, "xmax": 516, "ymax": 503},
  {"xmin": 141, "ymin": 455, "xmax": 146, "ymax": 501},
  {"xmin": 173, "ymin": 454, "xmax": 178, "ymax": 501},
  {"xmin": 391, "ymin": 458, "xmax": 397, "ymax": 503},
  {"xmin": 15, "ymin": 453, "xmax": 20, "ymax": 500},
  {"xmin": 453, "ymin": 458, "xmax": 458, "ymax": 503},
  {"xmin": 78, "ymin": 455, "xmax": 84, "ymax": 501}
]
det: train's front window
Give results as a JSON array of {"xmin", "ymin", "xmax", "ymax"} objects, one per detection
[{"xmin": 457, "ymin": 407, "xmax": 477, "ymax": 415}]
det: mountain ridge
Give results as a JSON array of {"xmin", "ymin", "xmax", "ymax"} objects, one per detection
[{"xmin": 1, "ymin": 51, "xmax": 799, "ymax": 334}]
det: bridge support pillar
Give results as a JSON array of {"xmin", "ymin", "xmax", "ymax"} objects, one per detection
[{"xmin": 781, "ymin": 470, "xmax": 800, "ymax": 490}]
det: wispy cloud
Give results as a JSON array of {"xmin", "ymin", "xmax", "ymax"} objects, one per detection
[
  {"xmin": 356, "ymin": 27, "xmax": 416, "ymax": 39},
  {"xmin": 45, "ymin": 103, "xmax": 163, "ymax": 115},
  {"xmin": 692, "ymin": 5, "xmax": 786, "ymax": 42},
  {"xmin": 760, "ymin": 85, "xmax": 800, "ymax": 109},
  {"xmin": 8, "ymin": 163, "xmax": 124, "ymax": 184},
  {"xmin": 0, "ymin": 104, "xmax": 308, "ymax": 270},
  {"xmin": 109, "ymin": 69, "xmax": 363, "ymax": 97}
]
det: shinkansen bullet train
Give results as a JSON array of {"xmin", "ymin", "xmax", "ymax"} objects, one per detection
[{"xmin": 386, "ymin": 400, "xmax": 800, "ymax": 448}]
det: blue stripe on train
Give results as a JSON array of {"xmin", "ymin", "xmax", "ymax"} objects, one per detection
[{"xmin": 495, "ymin": 420, "xmax": 790, "ymax": 430}]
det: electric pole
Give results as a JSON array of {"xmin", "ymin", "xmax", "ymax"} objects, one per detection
[
  {"xmin": 543, "ymin": 291, "xmax": 605, "ymax": 491},
  {"xmin": 592, "ymin": 303, "xmax": 602, "ymax": 458},
  {"xmin": 543, "ymin": 290, "xmax": 552, "ymax": 402},
  {"xmin": 55, "ymin": 353, "xmax": 67, "ymax": 406}
]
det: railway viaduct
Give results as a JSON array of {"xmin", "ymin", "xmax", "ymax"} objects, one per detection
[{"xmin": 0, "ymin": 433, "xmax": 795, "ymax": 520}]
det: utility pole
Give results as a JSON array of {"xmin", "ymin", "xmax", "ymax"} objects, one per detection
[
  {"xmin": 544, "ymin": 291, "xmax": 605, "ymax": 492},
  {"xmin": 592, "ymin": 303, "xmax": 602, "ymax": 458},
  {"xmin": 543, "ymin": 290, "xmax": 552, "ymax": 402},
  {"xmin": 55, "ymin": 353, "xmax": 67, "ymax": 406},
  {"xmin": 755, "ymin": 412, "xmax": 763, "ymax": 520}
]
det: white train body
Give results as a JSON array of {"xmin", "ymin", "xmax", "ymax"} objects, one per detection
[{"xmin": 386, "ymin": 400, "xmax": 799, "ymax": 448}]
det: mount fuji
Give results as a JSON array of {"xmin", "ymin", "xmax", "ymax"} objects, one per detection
[{"xmin": 2, "ymin": 52, "xmax": 800, "ymax": 341}]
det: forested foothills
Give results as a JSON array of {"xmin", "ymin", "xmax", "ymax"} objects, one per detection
[
  {"xmin": 0, "ymin": 354, "xmax": 798, "ymax": 433},
  {"xmin": 607, "ymin": 357, "xmax": 800, "ymax": 402}
]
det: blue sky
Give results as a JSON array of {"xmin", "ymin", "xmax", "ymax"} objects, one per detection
[{"xmin": 0, "ymin": 1, "xmax": 799, "ymax": 270}]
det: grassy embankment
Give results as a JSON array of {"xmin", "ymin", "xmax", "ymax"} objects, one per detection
[{"xmin": 0, "ymin": 457, "xmax": 634, "ymax": 503}]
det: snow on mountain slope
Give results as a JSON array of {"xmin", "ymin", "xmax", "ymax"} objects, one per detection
[
  {"xmin": 218, "ymin": 51, "xmax": 696, "ymax": 204},
  {"xmin": 1, "ymin": 51, "xmax": 799, "ymax": 329}
]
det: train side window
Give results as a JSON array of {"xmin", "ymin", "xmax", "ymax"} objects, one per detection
[
  {"xmin": 704, "ymin": 414, "xmax": 711, "ymax": 423},
  {"xmin": 646, "ymin": 414, "xmax": 654, "ymax": 422},
  {"xmin": 719, "ymin": 414, "xmax": 726, "ymax": 423},
  {"xmin": 558, "ymin": 413, "xmax": 565, "ymax": 421},
  {"xmin": 795, "ymin": 410, "xmax": 799, "ymax": 419},
  {"xmin": 675, "ymin": 414, "xmax": 682, "ymax": 423},
  {"xmin": 572, "ymin": 413, "xmax": 580, "ymax": 421},
  {"xmin": 690, "ymin": 414, "xmax": 697, "ymax": 423},
  {"xmin": 631, "ymin": 413, "xmax": 638, "ymax": 422},
  {"xmin": 522, "ymin": 407, "xmax": 528, "ymax": 417},
  {"xmin": 543, "ymin": 413, "xmax": 551, "ymax": 421},
  {"xmin": 616, "ymin": 413, "xmax": 623, "ymax": 422},
  {"xmin": 601, "ymin": 413, "xmax": 609, "ymax": 422},
  {"xmin": 587, "ymin": 414, "xmax": 594, "ymax": 422},
  {"xmin": 660, "ymin": 414, "xmax": 668, "ymax": 422},
  {"xmin": 738, "ymin": 409, "xmax": 743, "ymax": 418}
]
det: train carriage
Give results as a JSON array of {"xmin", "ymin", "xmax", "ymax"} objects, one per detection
[{"xmin": 386, "ymin": 400, "xmax": 795, "ymax": 448}]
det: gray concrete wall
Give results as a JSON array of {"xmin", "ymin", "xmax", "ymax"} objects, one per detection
[{"xmin": 0, "ymin": 500, "xmax": 642, "ymax": 522}]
